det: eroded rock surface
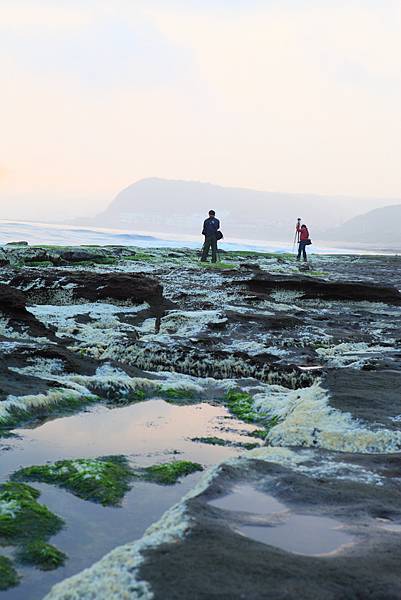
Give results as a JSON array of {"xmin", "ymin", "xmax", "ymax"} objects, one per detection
[{"xmin": 0, "ymin": 245, "xmax": 400, "ymax": 598}]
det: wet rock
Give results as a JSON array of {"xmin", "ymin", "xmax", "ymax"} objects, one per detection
[
  {"xmin": 323, "ymin": 369, "xmax": 401, "ymax": 430},
  {"xmin": 0, "ymin": 284, "xmax": 50, "ymax": 337},
  {"xmin": 8, "ymin": 271, "xmax": 164, "ymax": 308},
  {"xmin": 46, "ymin": 453, "xmax": 401, "ymax": 600},
  {"xmin": 243, "ymin": 273, "xmax": 401, "ymax": 304}
]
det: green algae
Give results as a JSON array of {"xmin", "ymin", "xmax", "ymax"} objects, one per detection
[
  {"xmin": 191, "ymin": 436, "xmax": 259, "ymax": 450},
  {"xmin": 163, "ymin": 387, "xmax": 194, "ymax": 401},
  {"xmin": 125, "ymin": 252, "xmax": 155, "ymax": 262},
  {"xmin": 28, "ymin": 260, "xmax": 54, "ymax": 267},
  {"xmin": 191, "ymin": 436, "xmax": 228, "ymax": 446},
  {"xmin": 12, "ymin": 456, "xmax": 134, "ymax": 507},
  {"xmin": 247, "ymin": 429, "xmax": 268, "ymax": 440},
  {"xmin": 0, "ymin": 482, "xmax": 63, "ymax": 544},
  {"xmin": 16, "ymin": 540, "xmax": 66, "ymax": 571},
  {"xmin": 142, "ymin": 461, "xmax": 203, "ymax": 485},
  {"xmin": 0, "ymin": 391, "xmax": 98, "ymax": 432},
  {"xmin": 199, "ymin": 261, "xmax": 237, "ymax": 270},
  {"xmin": 225, "ymin": 390, "xmax": 258, "ymax": 423},
  {"xmin": 0, "ymin": 556, "xmax": 20, "ymax": 590}
]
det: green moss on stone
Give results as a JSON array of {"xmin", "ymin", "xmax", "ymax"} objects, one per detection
[
  {"xmin": 0, "ymin": 482, "xmax": 63, "ymax": 544},
  {"xmin": 191, "ymin": 436, "xmax": 259, "ymax": 450},
  {"xmin": 28, "ymin": 260, "xmax": 53, "ymax": 267},
  {"xmin": 125, "ymin": 253, "xmax": 154, "ymax": 262},
  {"xmin": 163, "ymin": 388, "xmax": 194, "ymax": 400},
  {"xmin": 13, "ymin": 456, "xmax": 134, "ymax": 507},
  {"xmin": 0, "ymin": 391, "xmax": 97, "ymax": 431},
  {"xmin": 191, "ymin": 436, "xmax": 228, "ymax": 446},
  {"xmin": 0, "ymin": 556, "xmax": 20, "ymax": 590},
  {"xmin": 225, "ymin": 389, "xmax": 258, "ymax": 423},
  {"xmin": 248, "ymin": 429, "xmax": 268, "ymax": 440},
  {"xmin": 143, "ymin": 461, "xmax": 203, "ymax": 484},
  {"xmin": 16, "ymin": 540, "xmax": 66, "ymax": 571},
  {"xmin": 199, "ymin": 261, "xmax": 237, "ymax": 270}
]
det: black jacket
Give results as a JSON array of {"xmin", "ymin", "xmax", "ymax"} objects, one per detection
[{"xmin": 202, "ymin": 217, "xmax": 220, "ymax": 237}]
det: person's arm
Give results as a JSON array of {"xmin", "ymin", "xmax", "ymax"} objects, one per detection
[
  {"xmin": 202, "ymin": 219, "xmax": 207, "ymax": 235},
  {"xmin": 216, "ymin": 218, "xmax": 220, "ymax": 230}
]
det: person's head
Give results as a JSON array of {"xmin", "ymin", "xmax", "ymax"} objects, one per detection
[
  {"xmin": 208, "ymin": 210, "xmax": 215, "ymax": 217},
  {"xmin": 301, "ymin": 224, "xmax": 307, "ymax": 229}
]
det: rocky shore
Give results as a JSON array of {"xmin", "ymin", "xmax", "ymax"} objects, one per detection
[{"xmin": 0, "ymin": 243, "xmax": 400, "ymax": 599}]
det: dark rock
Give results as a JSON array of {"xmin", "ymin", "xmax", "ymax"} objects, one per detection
[
  {"xmin": 8, "ymin": 271, "xmax": 164, "ymax": 308},
  {"xmin": 323, "ymin": 369, "xmax": 401, "ymax": 430},
  {"xmin": 5, "ymin": 241, "xmax": 29, "ymax": 246},
  {"xmin": 0, "ymin": 284, "xmax": 50, "ymax": 337},
  {"xmin": 242, "ymin": 273, "xmax": 401, "ymax": 304},
  {"xmin": 139, "ymin": 455, "xmax": 401, "ymax": 600},
  {"xmin": 226, "ymin": 309, "xmax": 300, "ymax": 329}
]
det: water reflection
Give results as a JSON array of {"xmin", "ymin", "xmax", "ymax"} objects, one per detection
[
  {"xmin": 210, "ymin": 484, "xmax": 354, "ymax": 556},
  {"xmin": 0, "ymin": 400, "xmax": 257, "ymax": 600}
]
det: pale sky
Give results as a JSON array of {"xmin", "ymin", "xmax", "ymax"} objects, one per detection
[{"xmin": 1, "ymin": 0, "xmax": 401, "ymax": 220}]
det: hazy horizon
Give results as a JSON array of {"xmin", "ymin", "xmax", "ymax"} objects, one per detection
[{"xmin": 1, "ymin": 1, "xmax": 400, "ymax": 221}]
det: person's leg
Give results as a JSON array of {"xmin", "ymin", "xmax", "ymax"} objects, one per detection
[
  {"xmin": 211, "ymin": 237, "xmax": 217, "ymax": 263},
  {"xmin": 297, "ymin": 242, "xmax": 302, "ymax": 261},
  {"xmin": 302, "ymin": 242, "xmax": 307, "ymax": 261},
  {"xmin": 201, "ymin": 237, "xmax": 211, "ymax": 261}
]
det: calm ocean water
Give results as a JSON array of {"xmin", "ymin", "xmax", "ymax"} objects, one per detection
[{"xmin": 0, "ymin": 219, "xmax": 388, "ymax": 255}]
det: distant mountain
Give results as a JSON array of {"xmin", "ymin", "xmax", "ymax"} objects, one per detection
[
  {"xmin": 322, "ymin": 204, "xmax": 401, "ymax": 246},
  {"xmin": 77, "ymin": 178, "xmax": 400, "ymax": 242}
]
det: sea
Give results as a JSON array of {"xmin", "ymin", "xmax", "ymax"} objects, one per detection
[{"xmin": 0, "ymin": 220, "xmax": 390, "ymax": 255}]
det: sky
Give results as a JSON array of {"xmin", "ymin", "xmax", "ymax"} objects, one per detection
[{"xmin": 1, "ymin": 0, "xmax": 401, "ymax": 220}]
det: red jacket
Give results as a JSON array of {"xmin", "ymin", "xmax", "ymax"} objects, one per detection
[{"xmin": 297, "ymin": 224, "xmax": 309, "ymax": 241}]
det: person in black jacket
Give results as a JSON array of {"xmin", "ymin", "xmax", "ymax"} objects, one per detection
[{"xmin": 201, "ymin": 210, "xmax": 220, "ymax": 263}]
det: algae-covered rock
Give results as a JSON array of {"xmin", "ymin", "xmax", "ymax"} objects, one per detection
[
  {"xmin": 225, "ymin": 389, "xmax": 258, "ymax": 423},
  {"xmin": 16, "ymin": 540, "xmax": 66, "ymax": 571},
  {"xmin": 13, "ymin": 456, "xmax": 134, "ymax": 506},
  {"xmin": 0, "ymin": 555, "xmax": 20, "ymax": 590},
  {"xmin": 191, "ymin": 436, "xmax": 259, "ymax": 450},
  {"xmin": 0, "ymin": 482, "xmax": 63, "ymax": 544},
  {"xmin": 142, "ymin": 460, "xmax": 203, "ymax": 484}
]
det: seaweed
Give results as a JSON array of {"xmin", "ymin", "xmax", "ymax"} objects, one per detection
[
  {"xmin": 225, "ymin": 389, "xmax": 258, "ymax": 423},
  {"xmin": 16, "ymin": 540, "xmax": 66, "ymax": 571},
  {"xmin": 0, "ymin": 482, "xmax": 63, "ymax": 544},
  {"xmin": 142, "ymin": 461, "xmax": 203, "ymax": 484},
  {"xmin": 12, "ymin": 456, "xmax": 134, "ymax": 507},
  {"xmin": 0, "ymin": 556, "xmax": 20, "ymax": 590}
]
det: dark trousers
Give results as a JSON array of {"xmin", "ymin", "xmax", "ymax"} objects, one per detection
[
  {"xmin": 297, "ymin": 240, "xmax": 307, "ymax": 261},
  {"xmin": 201, "ymin": 236, "xmax": 217, "ymax": 262}
]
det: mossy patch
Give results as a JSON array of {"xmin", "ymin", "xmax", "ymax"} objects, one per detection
[
  {"xmin": 125, "ymin": 252, "xmax": 154, "ymax": 262},
  {"xmin": 225, "ymin": 389, "xmax": 258, "ymax": 423},
  {"xmin": 163, "ymin": 387, "xmax": 194, "ymax": 401},
  {"xmin": 199, "ymin": 261, "xmax": 237, "ymax": 270},
  {"xmin": 16, "ymin": 540, "xmax": 66, "ymax": 571},
  {"xmin": 191, "ymin": 436, "xmax": 259, "ymax": 450},
  {"xmin": 142, "ymin": 461, "xmax": 203, "ymax": 484},
  {"xmin": 0, "ymin": 482, "xmax": 63, "ymax": 544},
  {"xmin": 27, "ymin": 260, "xmax": 54, "ymax": 267},
  {"xmin": 0, "ymin": 556, "xmax": 20, "ymax": 590},
  {"xmin": 12, "ymin": 456, "xmax": 134, "ymax": 507},
  {"xmin": 191, "ymin": 436, "xmax": 228, "ymax": 446},
  {"xmin": 0, "ymin": 390, "xmax": 98, "ymax": 432},
  {"xmin": 247, "ymin": 429, "xmax": 268, "ymax": 440}
]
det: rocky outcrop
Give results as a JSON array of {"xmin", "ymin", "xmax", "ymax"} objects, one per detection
[
  {"xmin": 0, "ymin": 284, "xmax": 50, "ymax": 337},
  {"xmin": 44, "ymin": 452, "xmax": 401, "ymax": 600},
  {"xmin": 8, "ymin": 271, "xmax": 164, "ymax": 308},
  {"xmin": 242, "ymin": 273, "xmax": 401, "ymax": 304}
]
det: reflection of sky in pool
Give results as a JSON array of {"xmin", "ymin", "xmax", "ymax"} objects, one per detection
[
  {"xmin": 210, "ymin": 484, "xmax": 354, "ymax": 557},
  {"xmin": 1, "ymin": 400, "xmax": 256, "ymax": 600}
]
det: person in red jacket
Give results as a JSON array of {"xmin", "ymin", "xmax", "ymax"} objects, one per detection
[{"xmin": 296, "ymin": 219, "xmax": 310, "ymax": 262}]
